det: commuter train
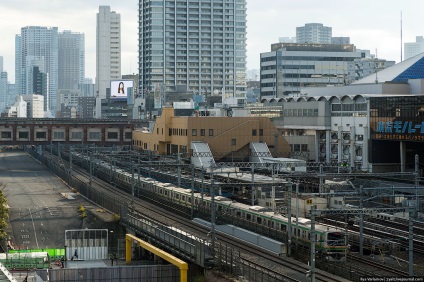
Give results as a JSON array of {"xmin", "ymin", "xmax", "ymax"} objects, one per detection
[{"xmin": 64, "ymin": 152, "xmax": 348, "ymax": 259}]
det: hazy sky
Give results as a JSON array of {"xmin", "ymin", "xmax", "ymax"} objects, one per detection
[{"xmin": 0, "ymin": 0, "xmax": 423, "ymax": 83}]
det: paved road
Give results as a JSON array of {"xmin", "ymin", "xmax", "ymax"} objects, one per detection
[{"xmin": 0, "ymin": 151, "xmax": 88, "ymax": 250}]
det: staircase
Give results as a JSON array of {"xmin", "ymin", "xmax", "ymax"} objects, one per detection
[
  {"xmin": 191, "ymin": 141, "xmax": 216, "ymax": 168},
  {"xmin": 250, "ymin": 142, "xmax": 272, "ymax": 163}
]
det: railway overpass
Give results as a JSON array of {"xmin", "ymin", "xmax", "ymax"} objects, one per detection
[{"xmin": 0, "ymin": 118, "xmax": 148, "ymax": 146}]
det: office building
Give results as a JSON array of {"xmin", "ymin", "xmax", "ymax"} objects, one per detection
[
  {"xmin": 79, "ymin": 78, "xmax": 95, "ymax": 97},
  {"xmin": 331, "ymin": 37, "xmax": 350, "ymax": 45},
  {"xmin": 77, "ymin": 96, "xmax": 96, "ymax": 118},
  {"xmin": 404, "ymin": 36, "xmax": 424, "ymax": 60},
  {"xmin": 0, "ymin": 56, "xmax": 5, "ymax": 111},
  {"xmin": 16, "ymin": 26, "xmax": 58, "ymax": 112},
  {"xmin": 32, "ymin": 66, "xmax": 49, "ymax": 111},
  {"xmin": 96, "ymin": 6, "xmax": 121, "ymax": 99},
  {"xmin": 22, "ymin": 94, "xmax": 44, "ymax": 118},
  {"xmin": 58, "ymin": 30, "xmax": 85, "ymax": 90},
  {"xmin": 138, "ymin": 0, "xmax": 247, "ymax": 105},
  {"xmin": 4, "ymin": 96, "xmax": 27, "ymax": 118},
  {"xmin": 260, "ymin": 43, "xmax": 364, "ymax": 97},
  {"xmin": 296, "ymin": 23, "xmax": 331, "ymax": 44}
]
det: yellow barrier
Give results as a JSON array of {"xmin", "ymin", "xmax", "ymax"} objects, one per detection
[{"xmin": 125, "ymin": 234, "xmax": 188, "ymax": 282}]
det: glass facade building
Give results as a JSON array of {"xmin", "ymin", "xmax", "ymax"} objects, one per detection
[
  {"xmin": 369, "ymin": 95, "xmax": 424, "ymax": 167},
  {"xmin": 138, "ymin": 0, "xmax": 247, "ymax": 102},
  {"xmin": 16, "ymin": 26, "xmax": 58, "ymax": 111}
]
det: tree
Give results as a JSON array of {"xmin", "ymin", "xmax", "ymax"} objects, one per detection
[{"xmin": 0, "ymin": 190, "xmax": 9, "ymax": 239}]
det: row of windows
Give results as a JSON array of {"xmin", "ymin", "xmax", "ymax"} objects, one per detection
[
  {"xmin": 1, "ymin": 131, "xmax": 126, "ymax": 140},
  {"xmin": 283, "ymin": 108, "xmax": 319, "ymax": 117},
  {"xmin": 291, "ymin": 144, "xmax": 308, "ymax": 152}
]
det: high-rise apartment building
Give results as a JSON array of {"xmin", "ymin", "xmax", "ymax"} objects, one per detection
[
  {"xmin": 96, "ymin": 6, "xmax": 121, "ymax": 99},
  {"xmin": 138, "ymin": 0, "xmax": 247, "ymax": 104},
  {"xmin": 404, "ymin": 36, "xmax": 424, "ymax": 60},
  {"xmin": 15, "ymin": 26, "xmax": 58, "ymax": 112},
  {"xmin": 296, "ymin": 23, "xmax": 332, "ymax": 44},
  {"xmin": 58, "ymin": 30, "xmax": 85, "ymax": 90}
]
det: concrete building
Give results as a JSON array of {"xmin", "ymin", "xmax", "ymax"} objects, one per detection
[
  {"xmin": 138, "ymin": 0, "xmax": 247, "ymax": 104},
  {"xmin": 0, "ymin": 56, "xmax": 8, "ymax": 112},
  {"xmin": 347, "ymin": 58, "xmax": 395, "ymax": 83},
  {"xmin": 77, "ymin": 96, "xmax": 96, "ymax": 118},
  {"xmin": 16, "ymin": 26, "xmax": 58, "ymax": 112},
  {"xmin": 331, "ymin": 37, "xmax": 350, "ymax": 45},
  {"xmin": 78, "ymin": 78, "xmax": 95, "ymax": 97},
  {"xmin": 96, "ymin": 6, "xmax": 121, "ymax": 100},
  {"xmin": 257, "ymin": 53, "xmax": 424, "ymax": 172},
  {"xmin": 4, "ymin": 96, "xmax": 27, "ymax": 117},
  {"xmin": 31, "ymin": 65, "xmax": 49, "ymax": 111},
  {"xmin": 260, "ymin": 43, "xmax": 365, "ymax": 97},
  {"xmin": 132, "ymin": 106, "xmax": 290, "ymax": 162},
  {"xmin": 58, "ymin": 30, "xmax": 85, "ymax": 90},
  {"xmin": 22, "ymin": 94, "xmax": 44, "ymax": 118},
  {"xmin": 57, "ymin": 89, "xmax": 80, "ymax": 110},
  {"xmin": 404, "ymin": 36, "xmax": 424, "ymax": 60},
  {"xmin": 296, "ymin": 23, "xmax": 332, "ymax": 44}
]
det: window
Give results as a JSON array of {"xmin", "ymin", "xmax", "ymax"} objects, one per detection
[
  {"xmin": 259, "ymin": 129, "xmax": 263, "ymax": 136},
  {"xmin": 89, "ymin": 132, "xmax": 100, "ymax": 140},
  {"xmin": 231, "ymin": 139, "xmax": 236, "ymax": 145},
  {"xmin": 301, "ymin": 144, "xmax": 308, "ymax": 152},
  {"xmin": 209, "ymin": 129, "xmax": 214, "ymax": 136},
  {"xmin": 71, "ymin": 132, "xmax": 82, "ymax": 139},
  {"xmin": 107, "ymin": 132, "xmax": 118, "ymax": 139},
  {"xmin": 35, "ymin": 132, "xmax": 46, "ymax": 139},
  {"xmin": 53, "ymin": 131, "xmax": 65, "ymax": 139},
  {"xmin": 201, "ymin": 129, "xmax": 205, "ymax": 136},
  {"xmin": 192, "ymin": 129, "xmax": 197, "ymax": 136},
  {"xmin": 18, "ymin": 132, "xmax": 29, "ymax": 139},
  {"xmin": 252, "ymin": 129, "xmax": 257, "ymax": 136}
]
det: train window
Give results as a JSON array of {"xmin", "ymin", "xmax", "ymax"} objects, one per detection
[
  {"xmin": 164, "ymin": 191, "xmax": 168, "ymax": 196},
  {"xmin": 218, "ymin": 206, "xmax": 222, "ymax": 211},
  {"xmin": 176, "ymin": 194, "xmax": 179, "ymax": 199},
  {"xmin": 182, "ymin": 196, "xmax": 185, "ymax": 201},
  {"xmin": 159, "ymin": 189, "xmax": 163, "ymax": 194},
  {"xmin": 281, "ymin": 224, "xmax": 286, "ymax": 232},
  {"xmin": 188, "ymin": 198, "xmax": 191, "ymax": 203},
  {"xmin": 236, "ymin": 211, "xmax": 241, "ymax": 217},
  {"xmin": 246, "ymin": 214, "xmax": 251, "ymax": 220},
  {"xmin": 257, "ymin": 217, "xmax": 262, "ymax": 224}
]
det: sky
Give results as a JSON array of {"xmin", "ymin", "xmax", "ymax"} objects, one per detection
[{"xmin": 0, "ymin": 0, "xmax": 423, "ymax": 83}]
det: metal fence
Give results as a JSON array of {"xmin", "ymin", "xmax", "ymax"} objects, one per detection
[{"xmin": 35, "ymin": 265, "xmax": 179, "ymax": 282}]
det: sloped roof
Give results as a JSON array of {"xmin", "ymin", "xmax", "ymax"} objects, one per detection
[{"xmin": 353, "ymin": 52, "xmax": 424, "ymax": 84}]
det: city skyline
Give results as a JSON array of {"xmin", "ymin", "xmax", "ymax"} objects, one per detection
[{"xmin": 1, "ymin": 0, "xmax": 424, "ymax": 83}]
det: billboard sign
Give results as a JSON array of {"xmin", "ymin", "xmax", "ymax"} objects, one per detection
[{"xmin": 110, "ymin": 80, "xmax": 134, "ymax": 100}]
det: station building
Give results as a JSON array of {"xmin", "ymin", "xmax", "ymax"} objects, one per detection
[
  {"xmin": 132, "ymin": 106, "xmax": 291, "ymax": 162},
  {"xmin": 255, "ymin": 53, "xmax": 424, "ymax": 172}
]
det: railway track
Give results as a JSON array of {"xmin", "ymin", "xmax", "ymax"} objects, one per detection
[
  {"xmin": 318, "ymin": 217, "xmax": 424, "ymax": 255},
  {"xmin": 44, "ymin": 148, "xmax": 421, "ymax": 280},
  {"xmin": 348, "ymin": 254, "xmax": 409, "ymax": 277},
  {"xmin": 43, "ymin": 151, "xmax": 345, "ymax": 282}
]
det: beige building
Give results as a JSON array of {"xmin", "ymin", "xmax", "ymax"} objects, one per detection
[{"xmin": 133, "ymin": 106, "xmax": 291, "ymax": 161}]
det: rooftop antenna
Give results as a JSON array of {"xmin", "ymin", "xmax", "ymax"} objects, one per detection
[{"xmin": 401, "ymin": 11, "xmax": 403, "ymax": 62}]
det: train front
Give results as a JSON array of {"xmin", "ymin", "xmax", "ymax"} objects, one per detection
[{"xmin": 324, "ymin": 231, "xmax": 348, "ymax": 260}]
